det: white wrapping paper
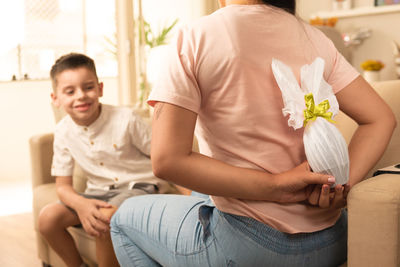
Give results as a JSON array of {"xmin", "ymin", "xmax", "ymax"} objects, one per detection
[{"xmin": 271, "ymin": 57, "xmax": 349, "ymax": 185}]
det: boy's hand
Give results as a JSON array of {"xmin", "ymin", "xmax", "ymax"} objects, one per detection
[
  {"xmin": 307, "ymin": 183, "xmax": 350, "ymax": 209},
  {"xmin": 75, "ymin": 198, "xmax": 112, "ymax": 237}
]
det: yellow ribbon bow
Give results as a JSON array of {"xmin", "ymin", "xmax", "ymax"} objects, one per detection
[{"xmin": 303, "ymin": 93, "xmax": 336, "ymax": 127}]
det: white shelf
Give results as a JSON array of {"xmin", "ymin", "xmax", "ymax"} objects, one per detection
[{"xmin": 313, "ymin": 4, "xmax": 400, "ymax": 19}]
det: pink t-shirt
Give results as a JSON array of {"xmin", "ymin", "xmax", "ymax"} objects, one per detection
[{"xmin": 148, "ymin": 4, "xmax": 359, "ymax": 233}]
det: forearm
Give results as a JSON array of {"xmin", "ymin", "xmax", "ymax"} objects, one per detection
[
  {"xmin": 153, "ymin": 151, "xmax": 277, "ymax": 201},
  {"xmin": 348, "ymin": 118, "xmax": 396, "ymax": 187},
  {"xmin": 55, "ymin": 176, "xmax": 87, "ymax": 210},
  {"xmin": 152, "ymin": 102, "xmax": 334, "ymax": 203},
  {"xmin": 335, "ymin": 76, "xmax": 397, "ymax": 187}
]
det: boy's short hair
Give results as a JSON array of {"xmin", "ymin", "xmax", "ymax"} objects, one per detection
[{"xmin": 50, "ymin": 53, "xmax": 98, "ymax": 91}]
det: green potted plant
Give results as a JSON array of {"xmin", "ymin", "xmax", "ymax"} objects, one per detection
[{"xmin": 137, "ymin": 18, "xmax": 178, "ymax": 110}]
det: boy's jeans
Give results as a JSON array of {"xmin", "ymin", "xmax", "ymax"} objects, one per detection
[{"xmin": 110, "ymin": 195, "xmax": 347, "ymax": 267}]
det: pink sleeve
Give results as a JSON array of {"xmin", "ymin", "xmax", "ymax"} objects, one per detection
[
  {"xmin": 327, "ymin": 47, "xmax": 360, "ymax": 94},
  {"xmin": 307, "ymin": 25, "xmax": 360, "ymax": 94},
  {"xmin": 147, "ymin": 27, "xmax": 201, "ymax": 114},
  {"xmin": 313, "ymin": 28, "xmax": 360, "ymax": 94}
]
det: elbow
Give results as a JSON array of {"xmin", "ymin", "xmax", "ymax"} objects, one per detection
[
  {"xmin": 372, "ymin": 107, "xmax": 397, "ymax": 134},
  {"xmin": 387, "ymin": 109, "xmax": 397, "ymax": 132},
  {"xmin": 151, "ymin": 151, "xmax": 189, "ymax": 182},
  {"xmin": 55, "ymin": 183, "xmax": 69, "ymax": 195},
  {"xmin": 55, "ymin": 187, "xmax": 61, "ymax": 197},
  {"xmin": 391, "ymin": 118, "xmax": 397, "ymax": 137},
  {"xmin": 152, "ymin": 161, "xmax": 167, "ymax": 179},
  {"xmin": 378, "ymin": 109, "xmax": 397, "ymax": 140},
  {"xmin": 392, "ymin": 113, "xmax": 397, "ymax": 130},
  {"xmin": 151, "ymin": 152, "xmax": 174, "ymax": 180}
]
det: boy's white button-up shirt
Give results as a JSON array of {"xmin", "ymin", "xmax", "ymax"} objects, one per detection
[{"xmin": 51, "ymin": 104, "xmax": 160, "ymax": 190}]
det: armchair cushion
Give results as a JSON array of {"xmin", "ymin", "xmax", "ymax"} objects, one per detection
[
  {"xmin": 347, "ymin": 173, "xmax": 400, "ymax": 267},
  {"xmin": 33, "ymin": 183, "xmax": 57, "ymax": 230},
  {"xmin": 30, "ymin": 133, "xmax": 54, "ymax": 188}
]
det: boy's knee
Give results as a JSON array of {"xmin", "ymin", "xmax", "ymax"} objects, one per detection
[
  {"xmin": 99, "ymin": 205, "xmax": 118, "ymax": 221},
  {"xmin": 38, "ymin": 203, "xmax": 68, "ymax": 236},
  {"xmin": 110, "ymin": 207, "xmax": 123, "ymax": 232},
  {"xmin": 38, "ymin": 204, "xmax": 56, "ymax": 235}
]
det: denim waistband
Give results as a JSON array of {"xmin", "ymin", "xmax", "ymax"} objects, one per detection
[{"xmin": 219, "ymin": 209, "xmax": 348, "ymax": 255}]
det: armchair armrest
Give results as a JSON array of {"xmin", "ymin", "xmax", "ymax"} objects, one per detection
[
  {"xmin": 347, "ymin": 174, "xmax": 400, "ymax": 267},
  {"xmin": 29, "ymin": 133, "xmax": 54, "ymax": 188}
]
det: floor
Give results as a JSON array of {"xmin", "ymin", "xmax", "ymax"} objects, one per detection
[
  {"xmin": 0, "ymin": 212, "xmax": 42, "ymax": 267},
  {"xmin": 0, "ymin": 179, "xmax": 41, "ymax": 266}
]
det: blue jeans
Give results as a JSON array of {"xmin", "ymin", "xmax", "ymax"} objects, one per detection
[{"xmin": 110, "ymin": 195, "xmax": 347, "ymax": 267}]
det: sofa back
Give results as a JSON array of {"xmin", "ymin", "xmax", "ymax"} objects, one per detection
[{"xmin": 335, "ymin": 79, "xmax": 400, "ymax": 178}]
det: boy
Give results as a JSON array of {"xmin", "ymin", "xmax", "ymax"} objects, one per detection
[{"xmin": 38, "ymin": 53, "xmax": 174, "ymax": 267}]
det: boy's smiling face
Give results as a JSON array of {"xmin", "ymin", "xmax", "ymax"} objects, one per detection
[{"xmin": 51, "ymin": 67, "xmax": 103, "ymax": 126}]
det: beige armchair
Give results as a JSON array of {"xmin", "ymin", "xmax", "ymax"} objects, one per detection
[
  {"xmin": 338, "ymin": 80, "xmax": 400, "ymax": 267},
  {"xmin": 30, "ymin": 80, "xmax": 400, "ymax": 267},
  {"xmin": 30, "ymin": 133, "xmax": 98, "ymax": 267}
]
